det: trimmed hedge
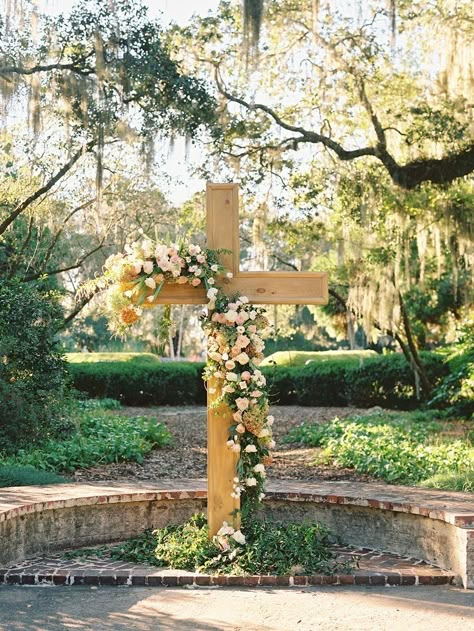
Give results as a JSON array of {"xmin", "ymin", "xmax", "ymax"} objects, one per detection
[
  {"xmin": 69, "ymin": 361, "xmax": 207, "ymax": 406},
  {"xmin": 67, "ymin": 352, "xmax": 448, "ymax": 409},
  {"xmin": 264, "ymin": 352, "xmax": 448, "ymax": 409}
]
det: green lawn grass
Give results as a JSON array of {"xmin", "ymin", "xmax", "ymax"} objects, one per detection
[
  {"xmin": 66, "ymin": 352, "xmax": 161, "ymax": 364},
  {"xmin": 261, "ymin": 349, "xmax": 378, "ymax": 367}
]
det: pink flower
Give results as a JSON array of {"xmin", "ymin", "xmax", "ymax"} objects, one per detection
[
  {"xmin": 177, "ymin": 276, "xmax": 188, "ymax": 284},
  {"xmin": 236, "ymin": 335, "xmax": 250, "ymax": 348},
  {"xmin": 225, "ymin": 360, "xmax": 236, "ymax": 370},
  {"xmin": 248, "ymin": 325, "xmax": 257, "ymax": 334},
  {"xmin": 233, "ymin": 411, "xmax": 242, "ymax": 422},
  {"xmin": 236, "ymin": 423, "xmax": 246, "ymax": 434},
  {"xmin": 235, "ymin": 397, "xmax": 249, "ymax": 411},
  {"xmin": 191, "ymin": 278, "xmax": 201, "ymax": 286},
  {"xmin": 197, "ymin": 254, "xmax": 206, "ymax": 263},
  {"xmin": 235, "ymin": 352, "xmax": 250, "ymax": 365},
  {"xmin": 241, "ymin": 371, "xmax": 251, "ymax": 381}
]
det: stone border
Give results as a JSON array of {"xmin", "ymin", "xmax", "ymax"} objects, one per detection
[
  {"xmin": 0, "ymin": 480, "xmax": 472, "ymax": 587},
  {"xmin": 0, "ymin": 569, "xmax": 455, "ymax": 588}
]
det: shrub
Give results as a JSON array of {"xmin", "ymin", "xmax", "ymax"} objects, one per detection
[
  {"xmin": 67, "ymin": 351, "xmax": 447, "ymax": 410},
  {"xmin": 264, "ymin": 351, "xmax": 447, "ymax": 409},
  {"xmin": 0, "ymin": 282, "xmax": 72, "ymax": 452},
  {"xmin": 429, "ymin": 319, "xmax": 474, "ymax": 417},
  {"xmin": 284, "ymin": 412, "xmax": 474, "ymax": 486},
  {"xmin": 0, "ymin": 465, "xmax": 68, "ymax": 487},
  {"xmin": 4, "ymin": 411, "xmax": 172, "ymax": 472},
  {"xmin": 68, "ymin": 361, "xmax": 206, "ymax": 406}
]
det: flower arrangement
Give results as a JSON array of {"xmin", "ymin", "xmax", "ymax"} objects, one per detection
[
  {"xmin": 96, "ymin": 240, "xmax": 231, "ymax": 334},
  {"xmin": 89, "ymin": 239, "xmax": 274, "ymax": 523},
  {"xmin": 202, "ymin": 292, "xmax": 274, "ymax": 519}
]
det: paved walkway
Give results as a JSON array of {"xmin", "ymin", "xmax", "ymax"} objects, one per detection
[{"xmin": 0, "ymin": 584, "xmax": 473, "ymax": 630}]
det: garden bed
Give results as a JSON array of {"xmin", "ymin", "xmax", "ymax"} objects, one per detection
[{"xmin": 72, "ymin": 405, "xmax": 377, "ymax": 484}]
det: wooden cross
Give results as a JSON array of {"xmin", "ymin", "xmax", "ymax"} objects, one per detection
[{"xmin": 152, "ymin": 183, "xmax": 328, "ymax": 535}]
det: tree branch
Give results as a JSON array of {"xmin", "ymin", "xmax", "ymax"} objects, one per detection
[
  {"xmin": 0, "ymin": 139, "xmax": 96, "ymax": 237},
  {"xmin": 21, "ymin": 241, "xmax": 106, "ymax": 282},
  {"xmin": 215, "ymin": 69, "xmax": 378, "ymax": 162}
]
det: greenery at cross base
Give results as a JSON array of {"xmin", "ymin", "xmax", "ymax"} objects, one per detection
[
  {"xmin": 66, "ymin": 349, "xmax": 451, "ymax": 409},
  {"xmin": 0, "ymin": 401, "xmax": 172, "ymax": 475},
  {"xmin": 107, "ymin": 513, "xmax": 354, "ymax": 576},
  {"xmin": 284, "ymin": 410, "xmax": 474, "ymax": 490}
]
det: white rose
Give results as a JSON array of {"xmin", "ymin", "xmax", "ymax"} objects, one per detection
[
  {"xmin": 144, "ymin": 277, "xmax": 156, "ymax": 289},
  {"xmin": 207, "ymin": 288, "xmax": 218, "ymax": 299},
  {"xmin": 266, "ymin": 415, "xmax": 275, "ymax": 426},
  {"xmin": 209, "ymin": 351, "xmax": 222, "ymax": 362},
  {"xmin": 254, "ymin": 463, "xmax": 265, "ymax": 474},
  {"xmin": 258, "ymin": 428, "xmax": 270, "ymax": 438},
  {"xmin": 225, "ymin": 310, "xmax": 238, "ymax": 322},
  {"xmin": 231, "ymin": 530, "xmax": 246, "ymax": 545},
  {"xmin": 143, "ymin": 261, "xmax": 154, "ymax": 275},
  {"xmin": 226, "ymin": 372, "xmax": 238, "ymax": 382},
  {"xmin": 244, "ymin": 444, "xmax": 257, "ymax": 453},
  {"xmin": 245, "ymin": 477, "xmax": 257, "ymax": 487}
]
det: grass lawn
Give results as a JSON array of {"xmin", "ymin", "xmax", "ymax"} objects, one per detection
[
  {"xmin": 66, "ymin": 352, "xmax": 161, "ymax": 364},
  {"xmin": 261, "ymin": 350, "xmax": 378, "ymax": 367}
]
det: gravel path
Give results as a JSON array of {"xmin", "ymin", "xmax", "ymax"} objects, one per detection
[{"xmin": 73, "ymin": 406, "xmax": 377, "ymax": 484}]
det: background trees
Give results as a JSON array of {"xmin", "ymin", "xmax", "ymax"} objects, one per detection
[{"xmin": 0, "ymin": 0, "xmax": 472, "ymax": 399}]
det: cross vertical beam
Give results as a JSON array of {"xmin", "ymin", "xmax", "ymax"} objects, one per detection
[{"xmin": 206, "ymin": 184, "xmax": 241, "ymax": 533}]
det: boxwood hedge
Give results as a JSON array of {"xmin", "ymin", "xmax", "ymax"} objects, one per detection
[{"xmin": 68, "ymin": 352, "xmax": 448, "ymax": 409}]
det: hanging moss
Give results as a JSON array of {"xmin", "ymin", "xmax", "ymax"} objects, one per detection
[{"xmin": 243, "ymin": 0, "xmax": 264, "ymax": 57}]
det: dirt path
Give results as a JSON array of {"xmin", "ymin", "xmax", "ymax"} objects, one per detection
[{"xmin": 73, "ymin": 406, "xmax": 377, "ymax": 484}]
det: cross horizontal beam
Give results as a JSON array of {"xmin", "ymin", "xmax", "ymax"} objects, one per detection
[{"xmin": 147, "ymin": 272, "xmax": 328, "ymax": 305}]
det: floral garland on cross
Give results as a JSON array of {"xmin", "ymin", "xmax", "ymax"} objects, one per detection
[{"xmin": 95, "ymin": 239, "xmax": 275, "ymax": 534}]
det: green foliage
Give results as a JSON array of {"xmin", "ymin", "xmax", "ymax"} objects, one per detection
[
  {"xmin": 111, "ymin": 513, "xmax": 353, "ymax": 576},
  {"xmin": 0, "ymin": 282, "xmax": 72, "ymax": 452},
  {"xmin": 429, "ymin": 318, "xmax": 474, "ymax": 417},
  {"xmin": 0, "ymin": 465, "xmax": 67, "ymax": 487},
  {"xmin": 3, "ymin": 410, "xmax": 172, "ymax": 473},
  {"xmin": 285, "ymin": 412, "xmax": 474, "ymax": 486},
  {"xmin": 264, "ymin": 352, "xmax": 447, "ymax": 409},
  {"xmin": 78, "ymin": 398, "xmax": 122, "ymax": 410},
  {"xmin": 420, "ymin": 469, "xmax": 474, "ymax": 493},
  {"xmin": 68, "ymin": 360, "xmax": 206, "ymax": 405},
  {"xmin": 67, "ymin": 351, "xmax": 448, "ymax": 409}
]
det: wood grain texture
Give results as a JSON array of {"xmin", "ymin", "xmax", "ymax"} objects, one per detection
[{"xmin": 207, "ymin": 378, "xmax": 240, "ymax": 536}]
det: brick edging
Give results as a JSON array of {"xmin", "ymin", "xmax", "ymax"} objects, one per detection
[{"xmin": 0, "ymin": 568, "xmax": 456, "ymax": 588}]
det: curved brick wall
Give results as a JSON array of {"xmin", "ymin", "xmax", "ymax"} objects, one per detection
[{"xmin": 1, "ymin": 480, "xmax": 473, "ymax": 587}]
